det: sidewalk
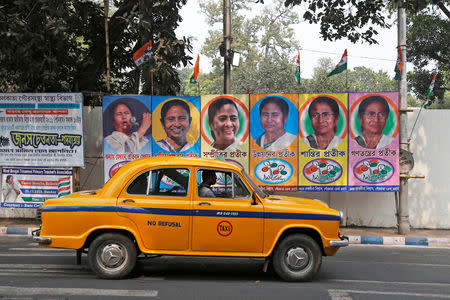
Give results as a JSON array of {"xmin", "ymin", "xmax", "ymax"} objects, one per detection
[
  {"xmin": 1, "ymin": 218, "xmax": 449, "ymax": 247},
  {"xmin": 341, "ymin": 227, "xmax": 450, "ymax": 247}
]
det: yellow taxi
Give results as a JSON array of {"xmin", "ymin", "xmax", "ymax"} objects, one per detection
[{"xmin": 33, "ymin": 157, "xmax": 348, "ymax": 281}]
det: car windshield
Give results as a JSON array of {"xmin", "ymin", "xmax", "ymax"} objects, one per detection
[{"xmin": 241, "ymin": 169, "xmax": 268, "ymax": 198}]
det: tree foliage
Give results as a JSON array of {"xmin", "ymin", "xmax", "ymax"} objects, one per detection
[
  {"xmin": 407, "ymin": 12, "xmax": 449, "ymax": 104},
  {"xmin": 257, "ymin": 0, "xmax": 390, "ymax": 44},
  {"xmin": 192, "ymin": 0, "xmax": 301, "ymax": 95},
  {"xmin": 0, "ymin": 0, "xmax": 192, "ymax": 104},
  {"xmin": 0, "ymin": 0, "xmax": 104, "ymax": 93}
]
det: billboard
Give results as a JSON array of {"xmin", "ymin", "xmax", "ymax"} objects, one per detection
[{"xmin": 0, "ymin": 93, "xmax": 84, "ymax": 167}]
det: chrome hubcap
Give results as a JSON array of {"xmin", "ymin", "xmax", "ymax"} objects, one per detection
[
  {"xmin": 285, "ymin": 247, "xmax": 309, "ymax": 269},
  {"xmin": 100, "ymin": 243, "xmax": 125, "ymax": 268}
]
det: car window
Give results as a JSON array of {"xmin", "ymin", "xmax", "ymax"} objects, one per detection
[
  {"xmin": 127, "ymin": 168, "xmax": 190, "ymax": 197},
  {"xmin": 126, "ymin": 171, "xmax": 149, "ymax": 195},
  {"xmin": 233, "ymin": 174, "xmax": 251, "ymax": 198},
  {"xmin": 197, "ymin": 169, "xmax": 250, "ymax": 199}
]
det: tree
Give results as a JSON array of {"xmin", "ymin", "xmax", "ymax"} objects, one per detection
[
  {"xmin": 192, "ymin": 0, "xmax": 301, "ymax": 95},
  {"xmin": 406, "ymin": 12, "xmax": 449, "ymax": 104},
  {"xmin": 0, "ymin": 0, "xmax": 192, "ymax": 104},
  {"xmin": 257, "ymin": 0, "xmax": 391, "ymax": 44},
  {"xmin": 0, "ymin": 0, "xmax": 104, "ymax": 93},
  {"xmin": 257, "ymin": 0, "xmax": 449, "ymax": 44}
]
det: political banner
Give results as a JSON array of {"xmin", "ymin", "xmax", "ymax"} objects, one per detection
[
  {"xmin": 152, "ymin": 96, "xmax": 200, "ymax": 157},
  {"xmin": 103, "ymin": 95, "xmax": 152, "ymax": 182},
  {"xmin": 1, "ymin": 167, "xmax": 73, "ymax": 208},
  {"xmin": 0, "ymin": 93, "xmax": 84, "ymax": 167},
  {"xmin": 101, "ymin": 92, "xmax": 400, "ymax": 192},
  {"xmin": 249, "ymin": 94, "xmax": 299, "ymax": 192},
  {"xmin": 348, "ymin": 92, "xmax": 399, "ymax": 191},
  {"xmin": 298, "ymin": 94, "xmax": 348, "ymax": 191},
  {"xmin": 201, "ymin": 95, "xmax": 250, "ymax": 171}
]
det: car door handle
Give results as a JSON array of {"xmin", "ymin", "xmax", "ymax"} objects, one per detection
[
  {"xmin": 199, "ymin": 202, "xmax": 211, "ymax": 206},
  {"xmin": 123, "ymin": 199, "xmax": 135, "ymax": 203}
]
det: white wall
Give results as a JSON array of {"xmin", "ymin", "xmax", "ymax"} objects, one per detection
[
  {"xmin": 406, "ymin": 109, "xmax": 449, "ymax": 228},
  {"xmin": 2, "ymin": 107, "xmax": 449, "ymax": 229}
]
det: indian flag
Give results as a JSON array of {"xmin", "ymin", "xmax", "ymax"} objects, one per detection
[
  {"xmin": 57, "ymin": 177, "xmax": 72, "ymax": 198},
  {"xmin": 427, "ymin": 73, "xmax": 437, "ymax": 98},
  {"xmin": 190, "ymin": 55, "xmax": 200, "ymax": 84},
  {"xmin": 295, "ymin": 51, "xmax": 300, "ymax": 85},
  {"xmin": 394, "ymin": 47, "xmax": 403, "ymax": 80},
  {"xmin": 327, "ymin": 49, "xmax": 347, "ymax": 77},
  {"xmin": 424, "ymin": 73, "xmax": 437, "ymax": 108},
  {"xmin": 133, "ymin": 41, "xmax": 152, "ymax": 70}
]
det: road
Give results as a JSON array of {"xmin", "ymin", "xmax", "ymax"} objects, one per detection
[{"xmin": 1, "ymin": 235, "xmax": 449, "ymax": 299}]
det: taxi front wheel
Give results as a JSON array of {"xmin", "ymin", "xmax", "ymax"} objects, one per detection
[
  {"xmin": 88, "ymin": 233, "xmax": 137, "ymax": 279},
  {"xmin": 272, "ymin": 233, "xmax": 322, "ymax": 282}
]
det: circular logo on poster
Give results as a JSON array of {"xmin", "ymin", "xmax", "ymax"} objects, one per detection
[
  {"xmin": 255, "ymin": 158, "xmax": 293, "ymax": 184},
  {"xmin": 354, "ymin": 158, "xmax": 394, "ymax": 184},
  {"xmin": 303, "ymin": 159, "xmax": 342, "ymax": 184},
  {"xmin": 109, "ymin": 161, "xmax": 130, "ymax": 178},
  {"xmin": 217, "ymin": 221, "xmax": 233, "ymax": 237}
]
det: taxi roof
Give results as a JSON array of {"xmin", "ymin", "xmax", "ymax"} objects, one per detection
[{"xmin": 124, "ymin": 156, "xmax": 241, "ymax": 171}]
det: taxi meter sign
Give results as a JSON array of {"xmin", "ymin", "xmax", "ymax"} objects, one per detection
[{"xmin": 217, "ymin": 221, "xmax": 233, "ymax": 236}]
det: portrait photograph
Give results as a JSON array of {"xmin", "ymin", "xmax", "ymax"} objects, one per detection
[
  {"xmin": 349, "ymin": 93, "xmax": 399, "ymax": 149},
  {"xmin": 250, "ymin": 95, "xmax": 298, "ymax": 151},
  {"xmin": 201, "ymin": 95, "xmax": 249, "ymax": 151},
  {"xmin": 152, "ymin": 97, "xmax": 200, "ymax": 156},
  {"xmin": 102, "ymin": 96, "xmax": 152, "ymax": 153},
  {"xmin": 299, "ymin": 94, "xmax": 348, "ymax": 150}
]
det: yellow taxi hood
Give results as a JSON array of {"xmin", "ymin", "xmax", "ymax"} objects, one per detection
[
  {"xmin": 43, "ymin": 190, "xmax": 101, "ymax": 206},
  {"xmin": 63, "ymin": 190, "xmax": 99, "ymax": 198},
  {"xmin": 264, "ymin": 195, "xmax": 333, "ymax": 211}
]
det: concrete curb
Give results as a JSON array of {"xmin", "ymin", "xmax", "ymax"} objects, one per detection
[
  {"xmin": 0, "ymin": 226, "xmax": 40, "ymax": 236},
  {"xmin": 348, "ymin": 235, "xmax": 450, "ymax": 247}
]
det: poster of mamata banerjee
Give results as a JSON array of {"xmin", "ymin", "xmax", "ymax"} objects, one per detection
[
  {"xmin": 0, "ymin": 93, "xmax": 84, "ymax": 167},
  {"xmin": 201, "ymin": 94, "xmax": 250, "ymax": 172},
  {"xmin": 152, "ymin": 96, "xmax": 200, "ymax": 157},
  {"xmin": 103, "ymin": 95, "xmax": 152, "ymax": 182},
  {"xmin": 348, "ymin": 92, "xmax": 399, "ymax": 191},
  {"xmin": 249, "ymin": 94, "xmax": 299, "ymax": 192},
  {"xmin": 298, "ymin": 93, "xmax": 348, "ymax": 191}
]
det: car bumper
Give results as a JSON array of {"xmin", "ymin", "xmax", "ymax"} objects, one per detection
[
  {"xmin": 329, "ymin": 235, "xmax": 349, "ymax": 247},
  {"xmin": 32, "ymin": 229, "xmax": 51, "ymax": 244}
]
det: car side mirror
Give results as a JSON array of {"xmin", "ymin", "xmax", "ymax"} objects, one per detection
[{"xmin": 251, "ymin": 191, "xmax": 258, "ymax": 205}]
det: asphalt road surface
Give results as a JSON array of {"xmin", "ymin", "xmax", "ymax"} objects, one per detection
[{"xmin": 1, "ymin": 235, "xmax": 449, "ymax": 299}]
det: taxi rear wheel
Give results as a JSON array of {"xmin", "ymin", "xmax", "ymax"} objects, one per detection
[
  {"xmin": 88, "ymin": 233, "xmax": 137, "ymax": 279},
  {"xmin": 272, "ymin": 233, "xmax": 322, "ymax": 282}
]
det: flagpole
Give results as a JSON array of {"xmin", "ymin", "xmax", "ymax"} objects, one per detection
[
  {"xmin": 150, "ymin": 68, "xmax": 154, "ymax": 96},
  {"xmin": 197, "ymin": 82, "xmax": 201, "ymax": 97},
  {"xmin": 104, "ymin": 0, "xmax": 110, "ymax": 93},
  {"xmin": 346, "ymin": 68, "xmax": 348, "ymax": 92}
]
